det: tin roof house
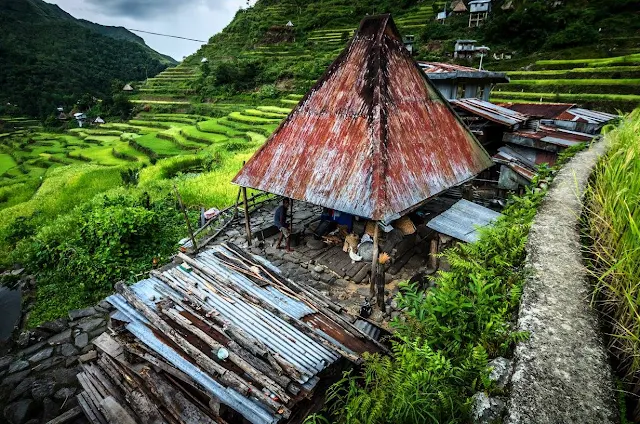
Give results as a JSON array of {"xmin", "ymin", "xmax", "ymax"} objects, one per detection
[
  {"xmin": 233, "ymin": 15, "xmax": 493, "ymax": 295},
  {"xmin": 419, "ymin": 62, "xmax": 509, "ymax": 102}
]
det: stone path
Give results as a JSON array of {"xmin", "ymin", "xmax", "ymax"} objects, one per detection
[{"xmin": 506, "ymin": 141, "xmax": 617, "ymax": 424}]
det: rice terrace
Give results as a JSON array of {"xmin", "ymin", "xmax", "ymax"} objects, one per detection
[{"xmin": 0, "ymin": 0, "xmax": 639, "ymax": 423}]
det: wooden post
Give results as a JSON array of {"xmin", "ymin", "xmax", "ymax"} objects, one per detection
[
  {"xmin": 242, "ymin": 186, "xmax": 252, "ymax": 245},
  {"xmin": 288, "ymin": 199, "xmax": 294, "ymax": 249},
  {"xmin": 174, "ymin": 186, "xmax": 197, "ymax": 253},
  {"xmin": 369, "ymin": 221, "xmax": 379, "ymax": 300},
  {"xmin": 429, "ymin": 237, "xmax": 439, "ymax": 270}
]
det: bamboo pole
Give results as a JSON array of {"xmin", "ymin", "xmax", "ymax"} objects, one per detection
[
  {"xmin": 369, "ymin": 222, "xmax": 379, "ymax": 300},
  {"xmin": 175, "ymin": 185, "xmax": 198, "ymax": 254},
  {"xmin": 241, "ymin": 187, "xmax": 252, "ymax": 245}
]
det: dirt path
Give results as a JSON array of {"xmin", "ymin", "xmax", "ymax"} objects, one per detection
[{"xmin": 506, "ymin": 140, "xmax": 618, "ymax": 424}]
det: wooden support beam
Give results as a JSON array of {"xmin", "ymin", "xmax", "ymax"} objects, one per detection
[
  {"xmin": 241, "ymin": 187, "xmax": 252, "ymax": 245},
  {"xmin": 174, "ymin": 186, "xmax": 198, "ymax": 254},
  {"xmin": 369, "ymin": 222, "xmax": 379, "ymax": 301}
]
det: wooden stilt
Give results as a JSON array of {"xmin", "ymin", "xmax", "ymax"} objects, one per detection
[
  {"xmin": 174, "ymin": 185, "xmax": 197, "ymax": 254},
  {"xmin": 369, "ymin": 222, "xmax": 379, "ymax": 300},
  {"xmin": 242, "ymin": 187, "xmax": 252, "ymax": 245},
  {"xmin": 288, "ymin": 198, "xmax": 294, "ymax": 250},
  {"xmin": 429, "ymin": 237, "xmax": 439, "ymax": 270}
]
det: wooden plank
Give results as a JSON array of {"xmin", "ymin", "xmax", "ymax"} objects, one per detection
[
  {"xmin": 78, "ymin": 392, "xmax": 104, "ymax": 424},
  {"xmin": 92, "ymin": 333, "xmax": 124, "ymax": 359},
  {"xmin": 346, "ymin": 261, "xmax": 366, "ymax": 278},
  {"xmin": 100, "ymin": 397, "xmax": 137, "ymax": 424},
  {"xmin": 45, "ymin": 406, "xmax": 83, "ymax": 424}
]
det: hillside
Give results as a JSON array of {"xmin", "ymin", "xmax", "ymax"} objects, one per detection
[
  {"xmin": 0, "ymin": 0, "xmax": 177, "ymax": 117},
  {"xmin": 126, "ymin": 0, "xmax": 638, "ymax": 114}
]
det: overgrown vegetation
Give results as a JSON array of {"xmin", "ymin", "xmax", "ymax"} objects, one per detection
[
  {"xmin": 585, "ymin": 109, "xmax": 640, "ymax": 421},
  {"xmin": 319, "ymin": 149, "xmax": 591, "ymax": 423}
]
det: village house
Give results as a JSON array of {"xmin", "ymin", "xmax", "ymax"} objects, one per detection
[
  {"xmin": 122, "ymin": 83, "xmax": 134, "ymax": 92},
  {"xmin": 468, "ymin": 0, "xmax": 492, "ymax": 27},
  {"xmin": 454, "ymin": 39, "xmax": 478, "ymax": 59},
  {"xmin": 419, "ymin": 62, "xmax": 509, "ymax": 101}
]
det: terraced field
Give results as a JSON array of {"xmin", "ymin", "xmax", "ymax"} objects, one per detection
[
  {"xmin": 0, "ymin": 95, "xmax": 296, "ymax": 217},
  {"xmin": 492, "ymin": 53, "xmax": 640, "ymax": 112}
]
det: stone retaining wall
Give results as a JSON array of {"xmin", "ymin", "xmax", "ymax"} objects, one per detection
[
  {"xmin": 0, "ymin": 302, "xmax": 113, "ymax": 424},
  {"xmin": 506, "ymin": 141, "xmax": 618, "ymax": 423}
]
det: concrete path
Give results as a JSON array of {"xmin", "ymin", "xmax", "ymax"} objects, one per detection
[{"xmin": 506, "ymin": 141, "xmax": 618, "ymax": 424}]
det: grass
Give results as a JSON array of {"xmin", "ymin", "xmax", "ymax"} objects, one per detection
[
  {"xmin": 507, "ymin": 66, "xmax": 640, "ymax": 77},
  {"xmin": 491, "ymin": 91, "xmax": 640, "ymax": 102},
  {"xmin": 0, "ymin": 153, "xmax": 18, "ymax": 174},
  {"xmin": 537, "ymin": 53, "xmax": 640, "ymax": 67},
  {"xmin": 134, "ymin": 133, "xmax": 183, "ymax": 156},
  {"xmin": 586, "ymin": 109, "xmax": 640, "ymax": 391},
  {"xmin": 508, "ymin": 79, "xmax": 640, "ymax": 86},
  {"xmin": 228, "ymin": 111, "xmax": 282, "ymax": 124}
]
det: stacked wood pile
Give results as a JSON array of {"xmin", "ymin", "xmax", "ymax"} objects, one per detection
[{"xmin": 76, "ymin": 243, "xmax": 385, "ymax": 424}]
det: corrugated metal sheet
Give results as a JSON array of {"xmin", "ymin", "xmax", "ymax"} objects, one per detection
[
  {"xmin": 103, "ymin": 243, "xmax": 385, "ymax": 424},
  {"xmin": 233, "ymin": 14, "xmax": 493, "ymax": 223},
  {"xmin": 556, "ymin": 108, "xmax": 619, "ymax": 124},
  {"xmin": 418, "ymin": 62, "xmax": 509, "ymax": 82},
  {"xmin": 451, "ymin": 98, "xmax": 529, "ymax": 128},
  {"xmin": 426, "ymin": 199, "xmax": 502, "ymax": 243},
  {"xmin": 493, "ymin": 146, "xmax": 537, "ymax": 182},
  {"xmin": 502, "ymin": 103, "xmax": 576, "ymax": 119}
]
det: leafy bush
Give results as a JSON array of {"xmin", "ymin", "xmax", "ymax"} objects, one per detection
[{"xmin": 325, "ymin": 169, "xmax": 558, "ymax": 423}]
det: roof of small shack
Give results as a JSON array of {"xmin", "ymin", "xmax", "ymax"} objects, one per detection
[{"xmin": 233, "ymin": 14, "xmax": 493, "ymax": 223}]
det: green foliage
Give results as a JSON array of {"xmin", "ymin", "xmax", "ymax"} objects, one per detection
[
  {"xmin": 585, "ymin": 109, "xmax": 640, "ymax": 388},
  {"xmin": 15, "ymin": 190, "xmax": 185, "ymax": 326},
  {"xmin": 325, "ymin": 164, "xmax": 565, "ymax": 423}
]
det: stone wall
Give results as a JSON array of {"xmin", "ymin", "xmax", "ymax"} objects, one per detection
[{"xmin": 0, "ymin": 302, "xmax": 113, "ymax": 424}]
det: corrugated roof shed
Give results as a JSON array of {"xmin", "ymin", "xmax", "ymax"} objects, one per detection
[
  {"xmin": 556, "ymin": 108, "xmax": 619, "ymax": 124},
  {"xmin": 427, "ymin": 199, "xmax": 502, "ymax": 243},
  {"xmin": 80, "ymin": 243, "xmax": 385, "ymax": 424},
  {"xmin": 233, "ymin": 15, "xmax": 493, "ymax": 223},
  {"xmin": 501, "ymin": 102, "xmax": 576, "ymax": 119}
]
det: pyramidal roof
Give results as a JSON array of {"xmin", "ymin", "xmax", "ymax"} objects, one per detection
[{"xmin": 233, "ymin": 14, "xmax": 492, "ymax": 222}]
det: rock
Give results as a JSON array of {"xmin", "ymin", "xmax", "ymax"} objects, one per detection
[
  {"xmin": 31, "ymin": 378, "xmax": 56, "ymax": 401},
  {"xmin": 30, "ymin": 356, "xmax": 64, "ymax": 373},
  {"xmin": 79, "ymin": 350, "xmax": 97, "ymax": 363},
  {"xmin": 8, "ymin": 360, "xmax": 29, "ymax": 374},
  {"xmin": 16, "ymin": 331, "xmax": 34, "ymax": 348},
  {"xmin": 488, "ymin": 357, "xmax": 512, "ymax": 390},
  {"xmin": 38, "ymin": 318, "xmax": 68, "ymax": 333},
  {"xmin": 306, "ymin": 240, "xmax": 325, "ymax": 250},
  {"xmin": 98, "ymin": 300, "xmax": 113, "ymax": 311},
  {"xmin": 390, "ymin": 299, "xmax": 399, "ymax": 310},
  {"xmin": 313, "ymin": 265, "xmax": 324, "ymax": 273},
  {"xmin": 334, "ymin": 279, "xmax": 349, "ymax": 288},
  {"xmin": 390, "ymin": 311, "xmax": 401, "ymax": 320},
  {"xmin": 471, "ymin": 392, "xmax": 505, "ymax": 424},
  {"xmin": 74, "ymin": 333, "xmax": 89, "ymax": 349},
  {"xmin": 54, "ymin": 387, "xmax": 76, "ymax": 401},
  {"xmin": 58, "ymin": 343, "xmax": 78, "ymax": 357},
  {"xmin": 0, "ymin": 356, "xmax": 14, "ymax": 371},
  {"xmin": 76, "ymin": 317, "xmax": 104, "ymax": 333},
  {"xmin": 47, "ymin": 329, "xmax": 72, "ymax": 345},
  {"xmin": 370, "ymin": 310, "xmax": 385, "ymax": 323},
  {"xmin": 68, "ymin": 307, "xmax": 96, "ymax": 321},
  {"xmin": 9, "ymin": 377, "xmax": 36, "ymax": 402},
  {"xmin": 42, "ymin": 398, "xmax": 60, "ymax": 422},
  {"xmin": 319, "ymin": 273, "xmax": 335, "ymax": 284},
  {"xmin": 28, "ymin": 347, "xmax": 54, "ymax": 364},
  {"xmin": 3, "ymin": 399, "xmax": 35, "ymax": 424},
  {"xmin": 2, "ymin": 370, "xmax": 31, "ymax": 386},
  {"xmin": 51, "ymin": 368, "xmax": 79, "ymax": 387},
  {"xmin": 64, "ymin": 357, "xmax": 78, "ymax": 367}
]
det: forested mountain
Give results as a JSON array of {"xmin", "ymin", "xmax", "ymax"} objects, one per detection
[{"xmin": 0, "ymin": 0, "xmax": 177, "ymax": 117}]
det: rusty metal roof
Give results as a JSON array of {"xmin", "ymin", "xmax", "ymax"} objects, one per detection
[
  {"xmin": 501, "ymin": 102, "xmax": 576, "ymax": 119},
  {"xmin": 92, "ymin": 243, "xmax": 384, "ymax": 424},
  {"xmin": 419, "ymin": 62, "xmax": 510, "ymax": 82},
  {"xmin": 556, "ymin": 108, "xmax": 619, "ymax": 125},
  {"xmin": 493, "ymin": 146, "xmax": 537, "ymax": 182},
  {"xmin": 451, "ymin": 98, "xmax": 529, "ymax": 129},
  {"xmin": 233, "ymin": 15, "xmax": 493, "ymax": 223}
]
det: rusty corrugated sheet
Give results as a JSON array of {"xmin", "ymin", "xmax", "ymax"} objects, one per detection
[
  {"xmin": 233, "ymin": 14, "xmax": 493, "ymax": 223},
  {"xmin": 451, "ymin": 98, "xmax": 529, "ymax": 128},
  {"xmin": 418, "ymin": 62, "xmax": 509, "ymax": 83},
  {"xmin": 556, "ymin": 108, "xmax": 619, "ymax": 124},
  {"xmin": 502, "ymin": 102, "xmax": 576, "ymax": 119}
]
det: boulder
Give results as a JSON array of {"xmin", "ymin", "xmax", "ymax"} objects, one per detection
[
  {"xmin": 9, "ymin": 377, "xmax": 36, "ymax": 402},
  {"xmin": 488, "ymin": 357, "xmax": 513, "ymax": 390},
  {"xmin": 28, "ymin": 347, "xmax": 54, "ymax": 364},
  {"xmin": 7, "ymin": 360, "xmax": 29, "ymax": 374},
  {"xmin": 74, "ymin": 333, "xmax": 89, "ymax": 349},
  {"xmin": 58, "ymin": 343, "xmax": 78, "ymax": 357},
  {"xmin": 2, "ymin": 370, "xmax": 31, "ymax": 386},
  {"xmin": 31, "ymin": 378, "xmax": 56, "ymax": 401},
  {"xmin": 3, "ymin": 399, "xmax": 35, "ymax": 424},
  {"xmin": 37, "ymin": 318, "xmax": 68, "ymax": 334},
  {"xmin": 76, "ymin": 317, "xmax": 104, "ymax": 333},
  {"xmin": 68, "ymin": 307, "xmax": 96, "ymax": 321},
  {"xmin": 47, "ymin": 329, "xmax": 72, "ymax": 345},
  {"xmin": 471, "ymin": 392, "xmax": 505, "ymax": 424},
  {"xmin": 0, "ymin": 356, "xmax": 14, "ymax": 372},
  {"xmin": 42, "ymin": 397, "xmax": 60, "ymax": 422}
]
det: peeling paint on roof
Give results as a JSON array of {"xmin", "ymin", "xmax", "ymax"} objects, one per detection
[{"xmin": 233, "ymin": 15, "xmax": 493, "ymax": 222}]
